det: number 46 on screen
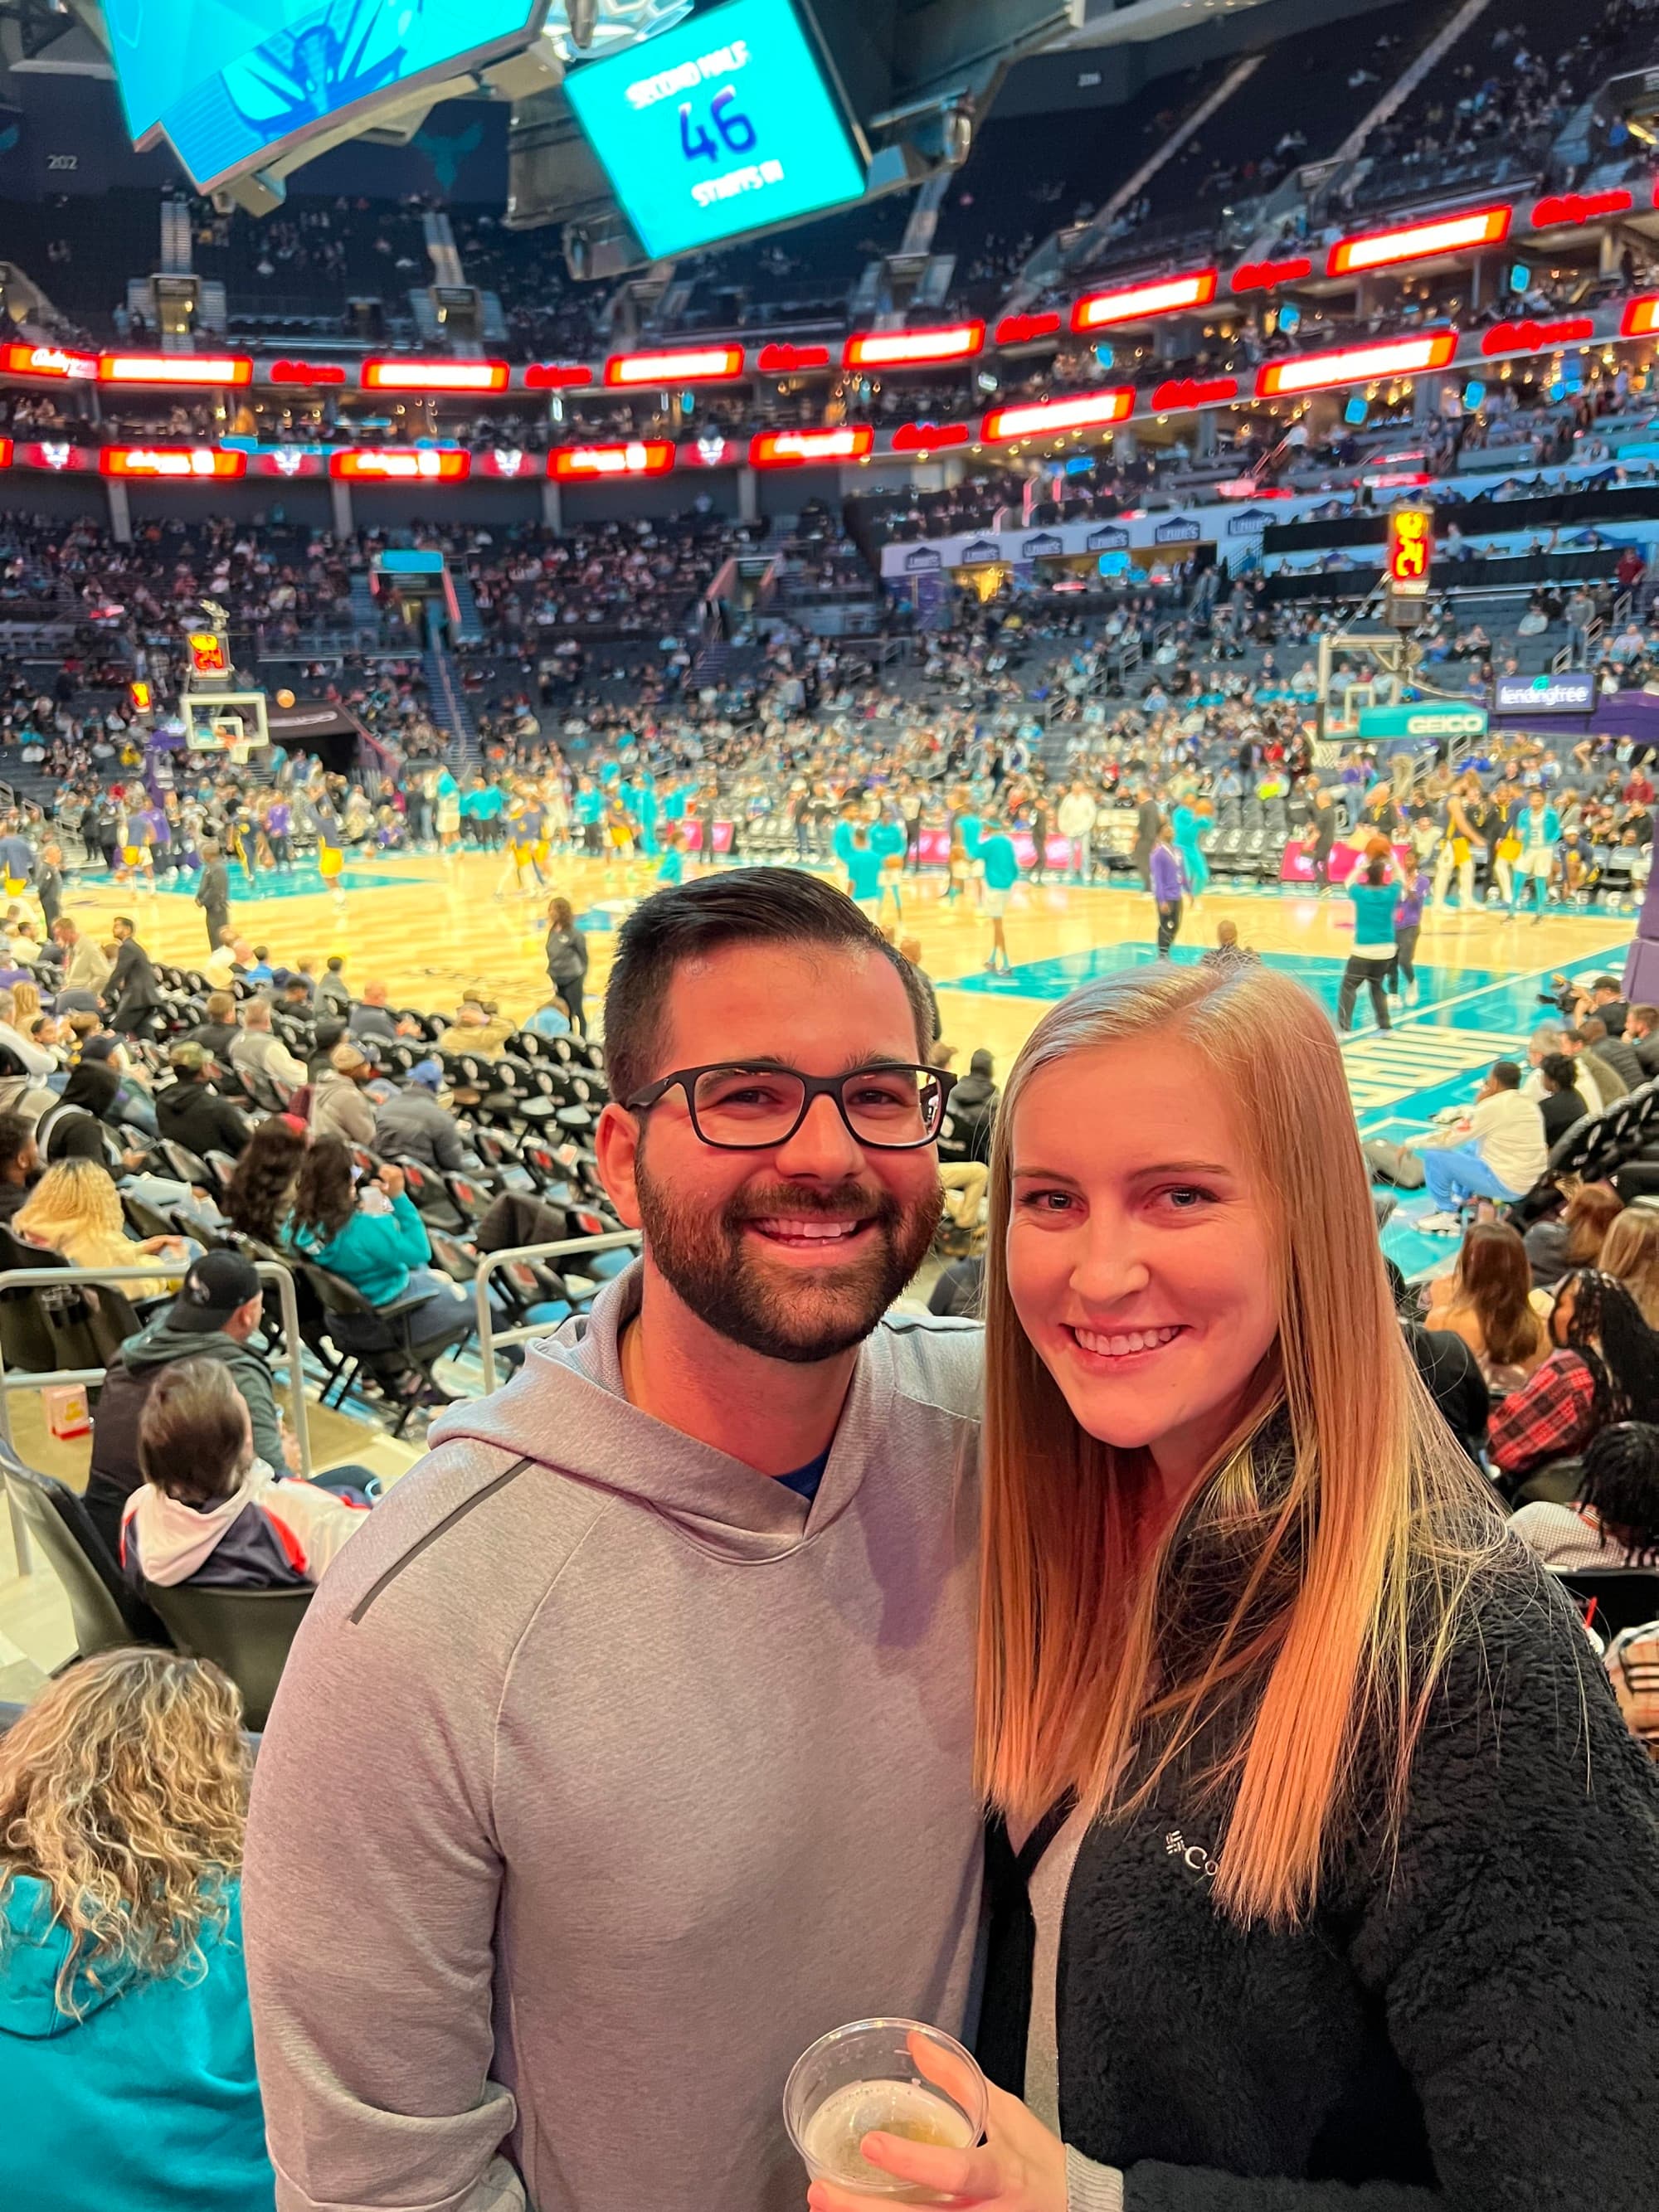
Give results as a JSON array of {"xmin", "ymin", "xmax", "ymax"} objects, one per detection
[{"xmin": 679, "ymin": 86, "xmax": 757, "ymax": 162}]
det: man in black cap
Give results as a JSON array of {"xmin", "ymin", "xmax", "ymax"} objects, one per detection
[
  {"xmin": 83, "ymin": 1250, "xmax": 370, "ymax": 1558},
  {"xmin": 155, "ymin": 1039, "xmax": 253, "ymax": 1159}
]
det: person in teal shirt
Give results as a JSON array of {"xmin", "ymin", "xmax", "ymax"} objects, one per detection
[
  {"xmin": 0, "ymin": 1648, "xmax": 275, "ymax": 2212},
  {"xmin": 573, "ymin": 780, "xmax": 605, "ymax": 855},
  {"xmin": 1338, "ymin": 856, "xmax": 1398, "ymax": 1032},
  {"xmin": 288, "ymin": 1146, "xmax": 472, "ymax": 1387},
  {"xmin": 1171, "ymin": 798, "xmax": 1209, "ymax": 900},
  {"xmin": 843, "ymin": 824, "xmax": 885, "ymax": 912},
  {"xmin": 979, "ymin": 817, "xmax": 1020, "ymax": 972},
  {"xmin": 872, "ymin": 812, "xmax": 907, "ymax": 923},
  {"xmin": 636, "ymin": 771, "xmax": 660, "ymax": 858},
  {"xmin": 474, "ymin": 781, "xmax": 506, "ymax": 849},
  {"xmin": 657, "ymin": 829, "xmax": 685, "ymax": 887},
  {"xmin": 1511, "ymin": 790, "xmax": 1562, "ymax": 919}
]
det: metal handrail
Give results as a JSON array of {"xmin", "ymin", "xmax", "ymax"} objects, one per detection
[
  {"xmin": 474, "ymin": 1232, "xmax": 640, "ymax": 1392},
  {"xmin": 0, "ymin": 1258, "xmax": 310, "ymax": 1576}
]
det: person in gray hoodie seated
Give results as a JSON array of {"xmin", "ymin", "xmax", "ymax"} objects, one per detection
[
  {"xmin": 121, "ymin": 1356, "xmax": 369, "ymax": 1592},
  {"xmin": 372, "ymin": 1057, "xmax": 471, "ymax": 1173},
  {"xmin": 84, "ymin": 1250, "xmax": 372, "ymax": 1559},
  {"xmin": 243, "ymin": 868, "xmax": 983, "ymax": 2212}
]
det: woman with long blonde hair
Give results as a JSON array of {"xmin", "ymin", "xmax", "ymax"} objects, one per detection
[
  {"xmin": 812, "ymin": 964, "xmax": 1659, "ymax": 2212},
  {"xmin": 13, "ymin": 1155, "xmax": 187, "ymax": 1300},
  {"xmin": 0, "ymin": 1648, "xmax": 274, "ymax": 2210}
]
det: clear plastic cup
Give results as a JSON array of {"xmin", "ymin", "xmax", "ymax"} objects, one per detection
[{"xmin": 783, "ymin": 2017, "xmax": 989, "ymax": 2203}]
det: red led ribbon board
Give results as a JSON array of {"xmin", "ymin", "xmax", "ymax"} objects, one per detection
[
  {"xmin": 843, "ymin": 323, "xmax": 985, "ymax": 368},
  {"xmin": 269, "ymin": 360, "xmax": 348, "ymax": 386},
  {"xmin": 603, "ymin": 347, "xmax": 745, "ymax": 386},
  {"xmin": 249, "ymin": 450, "xmax": 327, "ymax": 479},
  {"xmin": 980, "ymin": 389, "xmax": 1135, "ymax": 441},
  {"xmin": 1621, "ymin": 297, "xmax": 1659, "ymax": 337},
  {"xmin": 749, "ymin": 428, "xmax": 874, "ymax": 466},
  {"xmin": 329, "ymin": 450, "xmax": 470, "ymax": 480},
  {"xmin": 757, "ymin": 343, "xmax": 830, "ymax": 372},
  {"xmin": 98, "ymin": 354, "xmax": 253, "ymax": 386},
  {"xmin": 1072, "ymin": 270, "xmax": 1218, "ymax": 332},
  {"xmin": 1531, "ymin": 190, "xmax": 1632, "ymax": 227},
  {"xmin": 523, "ymin": 363, "xmax": 595, "ymax": 389},
  {"xmin": 550, "ymin": 441, "xmax": 675, "ymax": 479},
  {"xmin": 995, "ymin": 311, "xmax": 1062, "ymax": 347},
  {"xmin": 1327, "ymin": 206, "xmax": 1511, "ymax": 277},
  {"xmin": 16, "ymin": 440, "xmax": 90, "ymax": 471},
  {"xmin": 891, "ymin": 422, "xmax": 971, "ymax": 452},
  {"xmin": 362, "ymin": 359, "xmax": 509, "ymax": 393},
  {"xmin": 1479, "ymin": 318, "xmax": 1596, "ymax": 357},
  {"xmin": 1229, "ymin": 257, "xmax": 1312, "ymax": 294},
  {"xmin": 1152, "ymin": 376, "xmax": 1238, "ymax": 411},
  {"xmin": 1, "ymin": 343, "xmax": 96, "ymax": 380},
  {"xmin": 100, "ymin": 446, "xmax": 246, "ymax": 478},
  {"xmin": 1255, "ymin": 331, "xmax": 1458, "ymax": 398}
]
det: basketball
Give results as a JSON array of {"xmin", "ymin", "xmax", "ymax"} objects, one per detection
[
  {"xmin": 1365, "ymin": 834, "xmax": 1392, "ymax": 859},
  {"xmin": 276, "ymin": 688, "xmax": 295, "ymax": 708}
]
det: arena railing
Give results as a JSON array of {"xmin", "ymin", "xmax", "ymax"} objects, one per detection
[
  {"xmin": 0, "ymin": 1257, "xmax": 310, "ymax": 1576},
  {"xmin": 473, "ymin": 1232, "xmax": 641, "ymax": 1393}
]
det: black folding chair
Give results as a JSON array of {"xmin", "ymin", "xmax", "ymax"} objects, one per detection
[
  {"xmin": 143, "ymin": 1582, "xmax": 312, "ymax": 1732},
  {"xmin": 0, "ymin": 1443, "xmax": 169, "ymax": 1656}
]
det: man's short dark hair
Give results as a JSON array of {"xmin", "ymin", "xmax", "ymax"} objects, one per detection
[
  {"xmin": 603, "ymin": 868, "xmax": 934, "ymax": 1104},
  {"xmin": 113, "ymin": 914, "xmax": 134, "ymax": 933},
  {"xmin": 1491, "ymin": 1059, "xmax": 1523, "ymax": 1091},
  {"xmin": 1593, "ymin": 975, "xmax": 1622, "ymax": 994},
  {"xmin": 1539, "ymin": 1053, "xmax": 1578, "ymax": 1092},
  {"xmin": 1632, "ymin": 1003, "xmax": 1659, "ymax": 1033},
  {"xmin": 1579, "ymin": 1018, "xmax": 1608, "ymax": 1044},
  {"xmin": 0, "ymin": 1111, "xmax": 32, "ymax": 1171}
]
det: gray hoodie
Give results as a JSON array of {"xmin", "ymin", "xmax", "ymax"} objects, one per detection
[{"xmin": 244, "ymin": 1266, "xmax": 984, "ymax": 2212}]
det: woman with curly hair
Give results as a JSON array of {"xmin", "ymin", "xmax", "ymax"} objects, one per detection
[
  {"xmin": 1490, "ymin": 1267, "xmax": 1659, "ymax": 1491},
  {"xmin": 13, "ymin": 1155, "xmax": 188, "ymax": 1300},
  {"xmin": 0, "ymin": 1648, "xmax": 274, "ymax": 2211},
  {"xmin": 1513, "ymin": 1419, "xmax": 1659, "ymax": 1569},
  {"xmin": 223, "ymin": 1113, "xmax": 309, "ymax": 1247}
]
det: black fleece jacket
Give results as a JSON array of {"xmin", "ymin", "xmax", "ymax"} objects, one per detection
[{"xmin": 980, "ymin": 1557, "xmax": 1659, "ymax": 2212}]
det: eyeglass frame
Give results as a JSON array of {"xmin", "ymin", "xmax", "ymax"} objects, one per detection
[{"xmin": 623, "ymin": 1060, "xmax": 958, "ymax": 1152}]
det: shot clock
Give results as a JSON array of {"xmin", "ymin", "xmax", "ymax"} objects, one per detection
[
  {"xmin": 1384, "ymin": 507, "xmax": 1433, "ymax": 626},
  {"xmin": 564, "ymin": 0, "xmax": 867, "ymax": 260}
]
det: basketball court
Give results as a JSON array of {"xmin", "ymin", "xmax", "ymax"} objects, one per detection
[{"xmin": 61, "ymin": 848, "xmax": 1628, "ymax": 1275}]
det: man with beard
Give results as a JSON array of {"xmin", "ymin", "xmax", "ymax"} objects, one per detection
[{"xmin": 244, "ymin": 870, "xmax": 982, "ymax": 2212}]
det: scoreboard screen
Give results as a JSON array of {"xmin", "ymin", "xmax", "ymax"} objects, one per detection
[
  {"xmin": 103, "ymin": 0, "xmax": 543, "ymax": 190},
  {"xmin": 564, "ymin": 0, "xmax": 866, "ymax": 260}
]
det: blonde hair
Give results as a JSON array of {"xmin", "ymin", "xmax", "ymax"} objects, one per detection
[
  {"xmin": 0, "ymin": 1650, "xmax": 249, "ymax": 2015},
  {"xmin": 1600, "ymin": 1208, "xmax": 1659, "ymax": 1330},
  {"xmin": 8, "ymin": 980, "xmax": 40, "ymax": 1025},
  {"xmin": 978, "ymin": 964, "xmax": 1502, "ymax": 1926},
  {"xmin": 14, "ymin": 1158, "xmax": 176, "ymax": 1299}
]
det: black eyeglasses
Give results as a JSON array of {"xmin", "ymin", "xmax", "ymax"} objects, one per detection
[{"xmin": 625, "ymin": 1061, "xmax": 956, "ymax": 1151}]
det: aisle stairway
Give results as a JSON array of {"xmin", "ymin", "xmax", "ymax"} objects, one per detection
[{"xmin": 423, "ymin": 620, "xmax": 479, "ymax": 766}]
